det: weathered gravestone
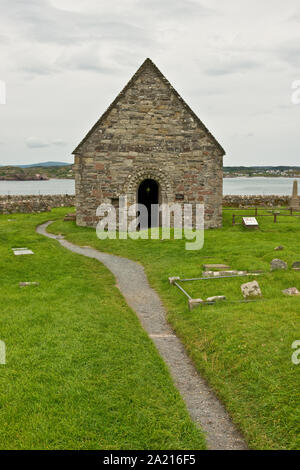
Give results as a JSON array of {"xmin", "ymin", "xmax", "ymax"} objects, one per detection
[
  {"xmin": 241, "ymin": 280, "xmax": 262, "ymax": 298},
  {"xmin": 289, "ymin": 180, "xmax": 300, "ymax": 211},
  {"xmin": 292, "ymin": 262, "xmax": 300, "ymax": 271},
  {"xmin": 270, "ymin": 259, "xmax": 288, "ymax": 271}
]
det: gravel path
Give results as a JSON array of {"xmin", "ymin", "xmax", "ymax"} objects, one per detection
[{"xmin": 37, "ymin": 221, "xmax": 247, "ymax": 450}]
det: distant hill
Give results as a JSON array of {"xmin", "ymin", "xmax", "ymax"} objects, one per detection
[
  {"xmin": 0, "ymin": 164, "xmax": 74, "ymax": 180},
  {"xmin": 18, "ymin": 161, "xmax": 72, "ymax": 168}
]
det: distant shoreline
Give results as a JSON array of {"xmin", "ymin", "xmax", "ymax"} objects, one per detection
[{"xmin": 223, "ymin": 174, "xmax": 299, "ymax": 179}]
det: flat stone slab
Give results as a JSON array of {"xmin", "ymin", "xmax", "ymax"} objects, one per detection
[
  {"xmin": 274, "ymin": 246, "xmax": 284, "ymax": 251},
  {"xmin": 13, "ymin": 248, "xmax": 34, "ymax": 256},
  {"xmin": 206, "ymin": 295, "xmax": 226, "ymax": 302},
  {"xmin": 241, "ymin": 280, "xmax": 262, "ymax": 298},
  {"xmin": 282, "ymin": 287, "xmax": 300, "ymax": 296},
  {"xmin": 203, "ymin": 270, "xmax": 248, "ymax": 278},
  {"xmin": 270, "ymin": 259, "xmax": 288, "ymax": 271},
  {"xmin": 19, "ymin": 282, "xmax": 39, "ymax": 287},
  {"xmin": 203, "ymin": 264, "xmax": 230, "ymax": 271},
  {"xmin": 292, "ymin": 262, "xmax": 300, "ymax": 270}
]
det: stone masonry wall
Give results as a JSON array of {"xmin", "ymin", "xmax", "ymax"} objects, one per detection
[
  {"xmin": 74, "ymin": 60, "xmax": 224, "ymax": 229},
  {"xmin": 0, "ymin": 195, "xmax": 75, "ymax": 214}
]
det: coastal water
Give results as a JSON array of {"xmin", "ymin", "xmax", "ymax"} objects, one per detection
[
  {"xmin": 223, "ymin": 177, "xmax": 300, "ymax": 195},
  {"xmin": 0, "ymin": 177, "xmax": 299, "ymax": 196},
  {"xmin": 0, "ymin": 178, "xmax": 75, "ymax": 195}
]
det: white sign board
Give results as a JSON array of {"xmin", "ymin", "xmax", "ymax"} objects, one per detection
[{"xmin": 243, "ymin": 217, "xmax": 259, "ymax": 227}]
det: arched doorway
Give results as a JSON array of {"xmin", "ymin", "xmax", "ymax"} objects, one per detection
[{"xmin": 137, "ymin": 179, "xmax": 159, "ymax": 228}]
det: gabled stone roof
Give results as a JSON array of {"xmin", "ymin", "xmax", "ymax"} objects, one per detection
[{"xmin": 73, "ymin": 58, "xmax": 225, "ymax": 155}]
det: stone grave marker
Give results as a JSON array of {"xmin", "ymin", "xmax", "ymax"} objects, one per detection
[
  {"xmin": 241, "ymin": 280, "xmax": 262, "ymax": 298},
  {"xmin": 292, "ymin": 262, "xmax": 300, "ymax": 271},
  {"xmin": 270, "ymin": 259, "xmax": 288, "ymax": 271},
  {"xmin": 12, "ymin": 247, "xmax": 34, "ymax": 256},
  {"xmin": 289, "ymin": 180, "xmax": 300, "ymax": 211}
]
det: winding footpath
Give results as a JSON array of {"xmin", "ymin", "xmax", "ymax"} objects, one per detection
[{"xmin": 37, "ymin": 221, "xmax": 247, "ymax": 450}]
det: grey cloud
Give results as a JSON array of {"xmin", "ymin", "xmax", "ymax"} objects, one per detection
[
  {"xmin": 139, "ymin": 0, "xmax": 214, "ymax": 18},
  {"xmin": 275, "ymin": 40, "xmax": 300, "ymax": 67},
  {"xmin": 26, "ymin": 137, "xmax": 67, "ymax": 148},
  {"xmin": 2, "ymin": 0, "xmax": 154, "ymax": 46},
  {"xmin": 205, "ymin": 58, "xmax": 260, "ymax": 76},
  {"xmin": 52, "ymin": 140, "xmax": 67, "ymax": 146},
  {"xmin": 26, "ymin": 138, "xmax": 49, "ymax": 148},
  {"xmin": 1, "ymin": 0, "xmax": 157, "ymax": 76}
]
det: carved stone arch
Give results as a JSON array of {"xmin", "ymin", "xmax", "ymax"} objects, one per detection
[{"xmin": 125, "ymin": 166, "xmax": 173, "ymax": 204}]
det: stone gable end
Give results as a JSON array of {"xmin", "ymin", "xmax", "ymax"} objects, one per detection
[{"xmin": 74, "ymin": 58, "xmax": 224, "ymax": 229}]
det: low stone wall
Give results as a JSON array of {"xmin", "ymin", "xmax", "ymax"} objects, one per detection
[
  {"xmin": 223, "ymin": 195, "xmax": 291, "ymax": 208},
  {"xmin": 0, "ymin": 193, "xmax": 294, "ymax": 214},
  {"xmin": 0, "ymin": 195, "xmax": 75, "ymax": 214}
]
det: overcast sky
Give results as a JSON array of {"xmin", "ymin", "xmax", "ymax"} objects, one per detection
[{"xmin": 0, "ymin": 0, "xmax": 299, "ymax": 166}]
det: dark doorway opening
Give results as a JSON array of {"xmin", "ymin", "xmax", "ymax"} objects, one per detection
[{"xmin": 137, "ymin": 179, "xmax": 159, "ymax": 228}]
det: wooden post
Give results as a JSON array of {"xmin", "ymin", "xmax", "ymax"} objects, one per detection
[
  {"xmin": 274, "ymin": 213, "xmax": 277, "ymax": 223},
  {"xmin": 255, "ymin": 207, "xmax": 258, "ymax": 216},
  {"xmin": 232, "ymin": 214, "xmax": 235, "ymax": 226}
]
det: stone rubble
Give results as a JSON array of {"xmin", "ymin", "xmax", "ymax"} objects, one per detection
[
  {"xmin": 282, "ymin": 287, "xmax": 300, "ymax": 296},
  {"xmin": 241, "ymin": 280, "xmax": 262, "ymax": 298}
]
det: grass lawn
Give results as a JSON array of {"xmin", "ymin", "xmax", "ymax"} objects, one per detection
[
  {"xmin": 50, "ymin": 208, "xmax": 300, "ymax": 450},
  {"xmin": 0, "ymin": 209, "xmax": 205, "ymax": 450}
]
